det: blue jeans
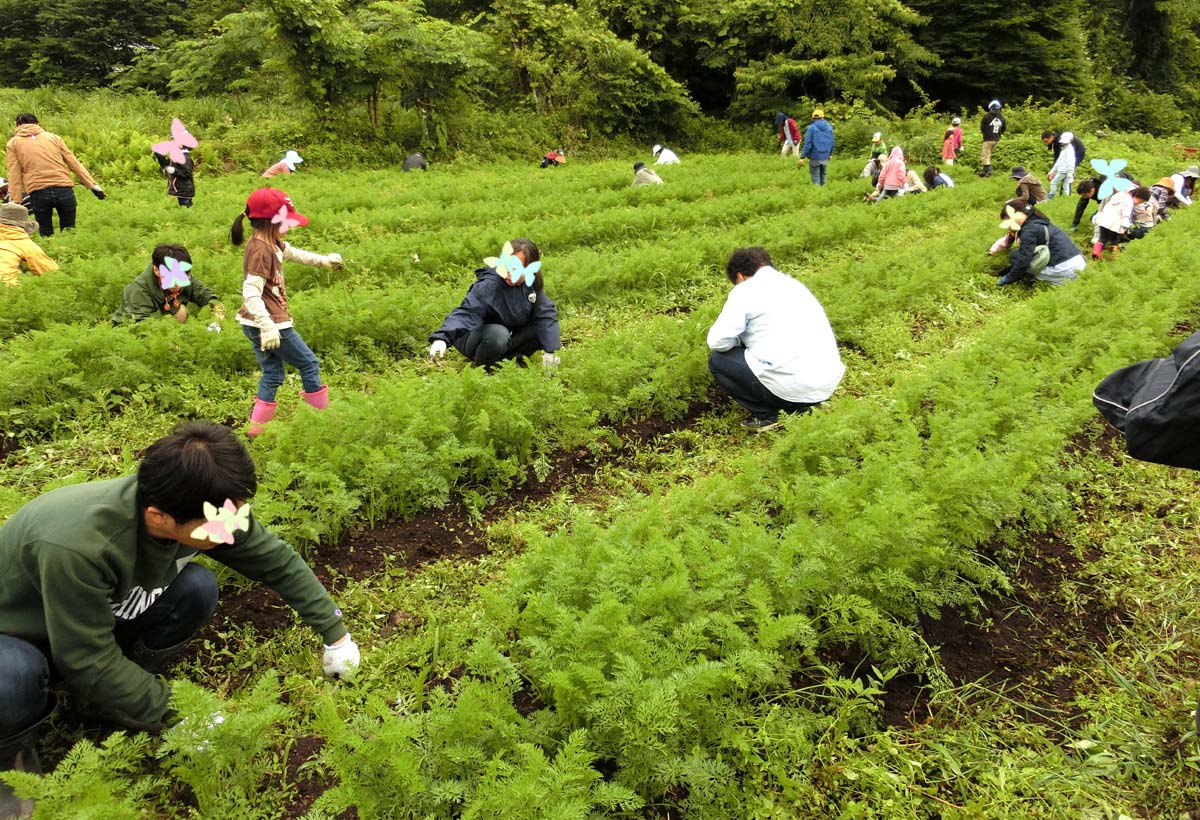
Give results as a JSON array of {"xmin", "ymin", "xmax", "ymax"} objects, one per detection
[
  {"xmin": 0, "ymin": 563, "xmax": 217, "ymax": 738},
  {"xmin": 708, "ymin": 347, "xmax": 819, "ymax": 421},
  {"xmin": 26, "ymin": 186, "xmax": 76, "ymax": 237},
  {"xmin": 808, "ymin": 160, "xmax": 829, "ymax": 186},
  {"xmin": 242, "ymin": 324, "xmax": 322, "ymax": 401}
]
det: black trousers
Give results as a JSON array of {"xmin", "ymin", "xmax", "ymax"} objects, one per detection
[{"xmin": 708, "ymin": 347, "xmax": 819, "ymax": 420}]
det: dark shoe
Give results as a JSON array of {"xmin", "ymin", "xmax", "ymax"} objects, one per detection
[
  {"xmin": 125, "ymin": 637, "xmax": 190, "ymax": 675},
  {"xmin": 741, "ymin": 416, "xmax": 782, "ymax": 432},
  {"xmin": 0, "ymin": 694, "xmax": 57, "ymax": 819},
  {"xmin": 997, "ymin": 271, "xmax": 1024, "ymax": 286},
  {"xmin": 978, "ymin": 165, "xmax": 992, "ymax": 178}
]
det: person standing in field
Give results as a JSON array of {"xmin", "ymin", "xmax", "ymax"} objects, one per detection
[
  {"xmin": 632, "ymin": 161, "xmax": 663, "ymax": 186},
  {"xmin": 4, "ymin": 113, "xmax": 105, "ymax": 237},
  {"xmin": 111, "ymin": 244, "xmax": 225, "ymax": 325},
  {"xmin": 777, "ymin": 112, "xmax": 801, "ymax": 158},
  {"xmin": 153, "ymin": 147, "xmax": 195, "ymax": 208},
  {"xmin": 0, "ymin": 202, "xmax": 56, "ymax": 287},
  {"xmin": 978, "ymin": 100, "xmax": 1006, "ymax": 177},
  {"xmin": 231, "ymin": 188, "xmax": 343, "ymax": 437},
  {"xmin": 949, "ymin": 116, "xmax": 963, "ymax": 159},
  {"xmin": 941, "ymin": 128, "xmax": 958, "ymax": 165},
  {"xmin": 1046, "ymin": 131, "xmax": 1078, "ymax": 200},
  {"xmin": 707, "ymin": 247, "xmax": 843, "ymax": 432},
  {"xmin": 0, "ymin": 422, "xmax": 361, "ymax": 817},
  {"xmin": 429, "ymin": 238, "xmax": 562, "ymax": 369},
  {"xmin": 800, "ymin": 109, "xmax": 835, "ymax": 185}
]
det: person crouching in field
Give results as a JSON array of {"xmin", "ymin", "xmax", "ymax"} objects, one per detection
[
  {"xmin": 995, "ymin": 198, "xmax": 1086, "ymax": 286},
  {"xmin": 632, "ymin": 161, "xmax": 663, "ymax": 186},
  {"xmin": 153, "ymin": 147, "xmax": 195, "ymax": 208},
  {"xmin": 428, "ymin": 238, "xmax": 562, "ymax": 370},
  {"xmin": 0, "ymin": 422, "xmax": 360, "ymax": 817},
  {"xmin": 112, "ymin": 244, "xmax": 225, "ymax": 325},
  {"xmin": 707, "ymin": 247, "xmax": 844, "ymax": 432},
  {"xmin": 262, "ymin": 150, "xmax": 303, "ymax": 178},
  {"xmin": 868, "ymin": 146, "xmax": 907, "ymax": 201},
  {"xmin": 0, "ymin": 203, "xmax": 56, "ymax": 287},
  {"xmin": 923, "ymin": 166, "xmax": 955, "ymax": 189},
  {"xmin": 232, "ymin": 188, "xmax": 342, "ymax": 437}
]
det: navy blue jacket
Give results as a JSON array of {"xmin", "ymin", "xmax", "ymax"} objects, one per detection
[
  {"xmin": 431, "ymin": 268, "xmax": 561, "ymax": 354},
  {"xmin": 1010, "ymin": 215, "xmax": 1079, "ymax": 280},
  {"xmin": 802, "ymin": 119, "xmax": 835, "ymax": 161}
]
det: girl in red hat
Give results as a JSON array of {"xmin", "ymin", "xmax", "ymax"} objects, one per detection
[{"xmin": 231, "ymin": 188, "xmax": 343, "ymax": 437}]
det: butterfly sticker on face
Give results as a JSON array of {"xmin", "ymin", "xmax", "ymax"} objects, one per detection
[
  {"xmin": 484, "ymin": 241, "xmax": 541, "ymax": 287},
  {"xmin": 1091, "ymin": 159, "xmax": 1135, "ymax": 200},
  {"xmin": 999, "ymin": 204, "xmax": 1024, "ymax": 232},
  {"xmin": 157, "ymin": 256, "xmax": 192, "ymax": 289},
  {"xmin": 271, "ymin": 204, "xmax": 302, "ymax": 235},
  {"xmin": 190, "ymin": 499, "xmax": 252, "ymax": 545},
  {"xmin": 151, "ymin": 118, "xmax": 198, "ymax": 165}
]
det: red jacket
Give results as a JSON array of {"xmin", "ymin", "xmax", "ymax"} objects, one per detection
[{"xmin": 779, "ymin": 118, "xmax": 800, "ymax": 143}]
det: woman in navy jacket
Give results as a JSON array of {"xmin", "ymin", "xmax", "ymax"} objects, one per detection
[{"xmin": 429, "ymin": 238, "xmax": 562, "ymax": 368}]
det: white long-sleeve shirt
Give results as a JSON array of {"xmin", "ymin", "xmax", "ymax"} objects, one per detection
[
  {"xmin": 1048, "ymin": 143, "xmax": 1076, "ymax": 177},
  {"xmin": 654, "ymin": 148, "xmax": 680, "ymax": 165},
  {"xmin": 706, "ymin": 266, "xmax": 845, "ymax": 403},
  {"xmin": 1170, "ymin": 173, "xmax": 1193, "ymax": 206}
]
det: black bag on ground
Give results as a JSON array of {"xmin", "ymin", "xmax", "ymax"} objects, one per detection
[{"xmin": 1093, "ymin": 330, "xmax": 1200, "ymax": 470}]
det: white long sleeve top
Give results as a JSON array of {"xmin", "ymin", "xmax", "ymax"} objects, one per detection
[{"xmin": 706, "ymin": 266, "xmax": 845, "ymax": 403}]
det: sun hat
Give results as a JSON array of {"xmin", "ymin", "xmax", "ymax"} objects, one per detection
[
  {"xmin": 281, "ymin": 150, "xmax": 304, "ymax": 171},
  {"xmin": 246, "ymin": 188, "xmax": 309, "ymax": 227},
  {"xmin": 812, "ymin": 109, "xmax": 824, "ymax": 119},
  {"xmin": 0, "ymin": 202, "xmax": 35, "ymax": 236},
  {"xmin": 871, "ymin": 132, "xmax": 882, "ymax": 142},
  {"xmin": 1059, "ymin": 131, "xmax": 1074, "ymax": 144},
  {"xmin": 652, "ymin": 144, "xmax": 663, "ymax": 155},
  {"xmin": 1009, "ymin": 166, "xmax": 1029, "ymax": 180},
  {"xmin": 951, "ymin": 117, "xmax": 961, "ymax": 125},
  {"xmin": 1156, "ymin": 176, "xmax": 1176, "ymax": 191},
  {"xmin": 1181, "ymin": 165, "xmax": 1200, "ymax": 178}
]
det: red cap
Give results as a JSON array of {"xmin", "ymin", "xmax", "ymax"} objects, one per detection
[{"xmin": 246, "ymin": 187, "xmax": 309, "ymax": 227}]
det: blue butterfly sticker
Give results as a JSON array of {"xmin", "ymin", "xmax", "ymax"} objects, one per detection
[
  {"xmin": 1091, "ymin": 159, "xmax": 1135, "ymax": 200},
  {"xmin": 484, "ymin": 241, "xmax": 541, "ymax": 287}
]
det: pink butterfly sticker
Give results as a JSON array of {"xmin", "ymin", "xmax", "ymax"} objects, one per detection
[
  {"xmin": 271, "ymin": 204, "xmax": 302, "ymax": 235},
  {"xmin": 190, "ymin": 499, "xmax": 252, "ymax": 545},
  {"xmin": 156, "ymin": 256, "xmax": 192, "ymax": 289},
  {"xmin": 151, "ymin": 118, "xmax": 198, "ymax": 164}
]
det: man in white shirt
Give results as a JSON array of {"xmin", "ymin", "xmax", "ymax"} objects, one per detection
[
  {"xmin": 652, "ymin": 144, "xmax": 680, "ymax": 165},
  {"xmin": 707, "ymin": 247, "xmax": 845, "ymax": 431}
]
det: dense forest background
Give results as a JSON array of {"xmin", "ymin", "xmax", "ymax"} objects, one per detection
[{"xmin": 0, "ymin": 0, "xmax": 1196, "ymax": 150}]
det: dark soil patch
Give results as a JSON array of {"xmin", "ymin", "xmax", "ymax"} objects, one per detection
[{"xmin": 280, "ymin": 735, "xmax": 328, "ymax": 818}]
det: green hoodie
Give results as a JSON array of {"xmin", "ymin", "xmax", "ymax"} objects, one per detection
[
  {"xmin": 0, "ymin": 476, "xmax": 347, "ymax": 724},
  {"xmin": 111, "ymin": 264, "xmax": 219, "ymax": 324}
]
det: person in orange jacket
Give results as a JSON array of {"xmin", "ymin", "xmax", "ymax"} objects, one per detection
[{"xmin": 4, "ymin": 113, "xmax": 105, "ymax": 237}]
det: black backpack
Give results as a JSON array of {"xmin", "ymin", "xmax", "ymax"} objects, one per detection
[{"xmin": 1093, "ymin": 330, "xmax": 1200, "ymax": 470}]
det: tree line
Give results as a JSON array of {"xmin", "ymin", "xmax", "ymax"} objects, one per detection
[{"xmin": 0, "ymin": 0, "xmax": 1195, "ymax": 142}]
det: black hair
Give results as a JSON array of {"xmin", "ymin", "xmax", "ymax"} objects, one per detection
[
  {"xmin": 923, "ymin": 166, "xmax": 939, "ymax": 188},
  {"xmin": 137, "ymin": 422, "xmax": 258, "ymax": 522},
  {"xmin": 231, "ymin": 214, "xmax": 276, "ymax": 246},
  {"xmin": 1076, "ymin": 179, "xmax": 1097, "ymax": 197},
  {"xmin": 151, "ymin": 243, "xmax": 191, "ymax": 269},
  {"xmin": 943, "ymin": 128, "xmax": 953, "ymax": 141},
  {"xmin": 1130, "ymin": 185, "xmax": 1152, "ymax": 201},
  {"xmin": 1041, "ymin": 130, "xmax": 1055, "ymax": 140},
  {"xmin": 508, "ymin": 237, "xmax": 544, "ymax": 291},
  {"xmin": 725, "ymin": 247, "xmax": 772, "ymax": 284},
  {"xmin": 1000, "ymin": 197, "xmax": 1049, "ymax": 223},
  {"xmin": 15, "ymin": 113, "xmax": 37, "ymax": 126},
  {"xmin": 633, "ymin": 161, "xmax": 646, "ymax": 171}
]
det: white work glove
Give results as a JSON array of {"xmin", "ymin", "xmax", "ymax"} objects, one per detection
[
  {"xmin": 259, "ymin": 327, "xmax": 281, "ymax": 351},
  {"xmin": 322, "ymin": 635, "xmax": 360, "ymax": 679},
  {"xmin": 429, "ymin": 339, "xmax": 447, "ymax": 364},
  {"xmin": 327, "ymin": 252, "xmax": 343, "ymax": 269},
  {"xmin": 542, "ymin": 352, "xmax": 561, "ymax": 369},
  {"xmin": 164, "ymin": 165, "xmax": 176, "ymax": 175}
]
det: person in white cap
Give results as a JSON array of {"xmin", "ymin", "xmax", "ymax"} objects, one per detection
[
  {"xmin": 870, "ymin": 131, "xmax": 887, "ymax": 155},
  {"xmin": 1046, "ymin": 131, "xmax": 1077, "ymax": 200},
  {"xmin": 261, "ymin": 150, "xmax": 304, "ymax": 178},
  {"xmin": 948, "ymin": 117, "xmax": 963, "ymax": 157},
  {"xmin": 1169, "ymin": 166, "xmax": 1198, "ymax": 206},
  {"xmin": 652, "ymin": 144, "xmax": 679, "ymax": 165}
]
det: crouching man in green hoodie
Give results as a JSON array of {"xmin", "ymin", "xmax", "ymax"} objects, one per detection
[{"xmin": 0, "ymin": 421, "xmax": 360, "ymax": 816}]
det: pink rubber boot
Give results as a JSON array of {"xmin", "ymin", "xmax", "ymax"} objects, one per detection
[
  {"xmin": 300, "ymin": 385, "xmax": 329, "ymax": 410},
  {"xmin": 1091, "ymin": 241, "xmax": 1104, "ymax": 260},
  {"xmin": 247, "ymin": 397, "xmax": 277, "ymax": 438}
]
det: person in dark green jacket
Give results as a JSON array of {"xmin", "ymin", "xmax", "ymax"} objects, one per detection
[
  {"xmin": 111, "ymin": 244, "xmax": 225, "ymax": 325},
  {"xmin": 0, "ymin": 422, "xmax": 361, "ymax": 813}
]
